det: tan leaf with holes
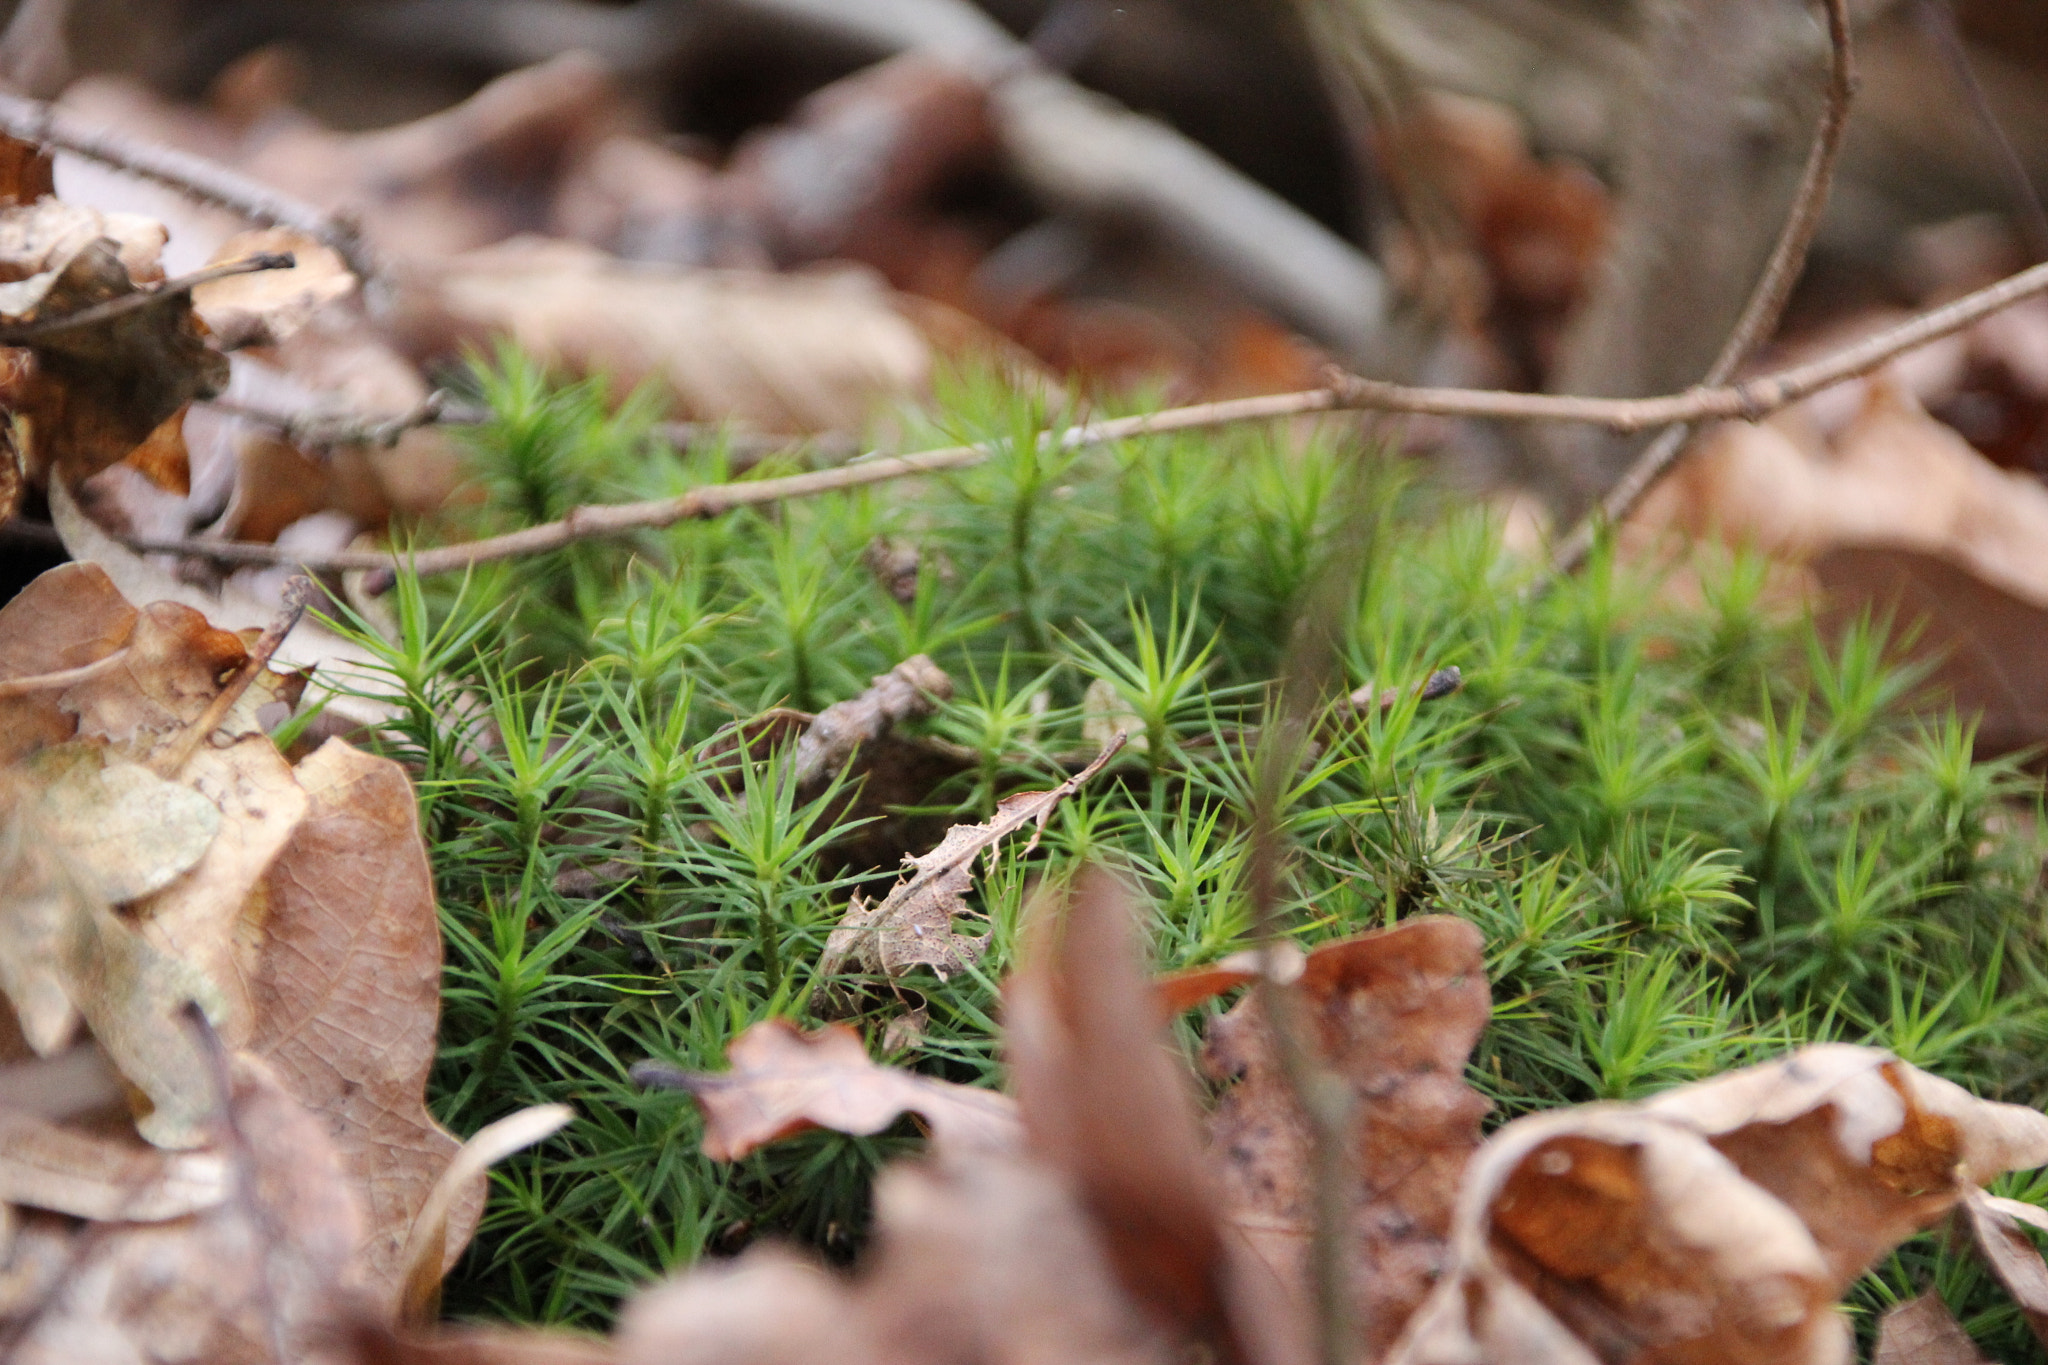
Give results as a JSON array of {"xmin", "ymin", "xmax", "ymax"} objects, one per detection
[{"xmin": 638, "ymin": 1019, "xmax": 1020, "ymax": 1161}]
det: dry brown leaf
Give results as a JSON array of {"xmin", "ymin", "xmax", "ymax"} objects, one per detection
[
  {"xmin": 0, "ymin": 1106, "xmax": 227, "ymax": 1221},
  {"xmin": 250, "ymin": 737, "xmax": 473, "ymax": 1303},
  {"xmin": 392, "ymin": 237, "xmax": 930, "ymax": 433},
  {"xmin": 3, "ymin": 1053, "xmax": 365, "ymax": 1365},
  {"xmin": 1194, "ymin": 918, "xmax": 1492, "ymax": 1363},
  {"xmin": 635, "ymin": 1018, "xmax": 1021, "ymax": 1161},
  {"xmin": 1391, "ymin": 1045, "xmax": 2048, "ymax": 1365},
  {"xmin": 818, "ymin": 735, "xmax": 1125, "ymax": 992},
  {"xmin": 1874, "ymin": 1292, "xmax": 1989, "ymax": 1365},
  {"xmin": 58, "ymin": 598, "xmax": 250, "ymax": 757},
  {"xmin": 25, "ymin": 741, "xmax": 218, "ymax": 904},
  {"xmin": 1005, "ymin": 868, "xmax": 1304, "ymax": 1365},
  {"xmin": 192, "ymin": 227, "xmax": 357, "ymax": 349}
]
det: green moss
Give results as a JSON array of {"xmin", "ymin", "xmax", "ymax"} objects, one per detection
[{"xmin": 326, "ymin": 354, "xmax": 2048, "ymax": 1355}]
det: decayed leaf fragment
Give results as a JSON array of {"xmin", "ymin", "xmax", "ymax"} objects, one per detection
[
  {"xmin": 0, "ymin": 1107, "xmax": 227, "ymax": 1222},
  {"xmin": 818, "ymin": 734, "xmax": 1125, "ymax": 990},
  {"xmin": 789, "ymin": 653, "xmax": 952, "ymax": 789},
  {"xmin": 1873, "ymin": 1293, "xmax": 1987, "ymax": 1365},
  {"xmin": 1181, "ymin": 918, "xmax": 1492, "ymax": 1363},
  {"xmin": 1390, "ymin": 1044, "xmax": 2048, "ymax": 1365},
  {"xmin": 635, "ymin": 1018, "xmax": 1021, "ymax": 1160},
  {"xmin": 1959, "ymin": 1189, "xmax": 2048, "ymax": 1350}
]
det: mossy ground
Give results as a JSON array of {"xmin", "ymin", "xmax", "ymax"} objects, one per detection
[{"xmin": 329, "ymin": 355, "xmax": 2048, "ymax": 1357}]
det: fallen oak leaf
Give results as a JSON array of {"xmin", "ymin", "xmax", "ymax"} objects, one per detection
[
  {"xmin": 817, "ymin": 732, "xmax": 1126, "ymax": 994},
  {"xmin": 633, "ymin": 1018, "xmax": 1021, "ymax": 1161},
  {"xmin": 1004, "ymin": 867, "xmax": 1307, "ymax": 1365}
]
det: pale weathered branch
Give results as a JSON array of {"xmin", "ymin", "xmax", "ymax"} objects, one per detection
[
  {"xmin": 117, "ymin": 244, "xmax": 2048, "ymax": 578},
  {"xmin": 1547, "ymin": 0, "xmax": 1856, "ymax": 577},
  {"xmin": 0, "ymin": 252, "xmax": 294, "ymax": 344},
  {"xmin": 0, "ymin": 92, "xmax": 379, "ymax": 283}
]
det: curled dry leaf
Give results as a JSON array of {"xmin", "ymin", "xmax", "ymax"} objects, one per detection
[
  {"xmin": 250, "ymin": 737, "xmax": 475, "ymax": 1300},
  {"xmin": 3, "ymin": 1053, "xmax": 365, "ymax": 1365},
  {"xmin": 0, "ymin": 561, "xmax": 137, "ymax": 762},
  {"xmin": 1187, "ymin": 917, "xmax": 1492, "ymax": 1363},
  {"xmin": 395, "ymin": 1104, "xmax": 574, "ymax": 1327},
  {"xmin": 0, "ymin": 1107, "xmax": 227, "ymax": 1221},
  {"xmin": 191, "ymin": 226, "xmax": 356, "ymax": 349},
  {"xmin": 617, "ymin": 1246, "xmax": 861, "ymax": 1365},
  {"xmin": 1391, "ymin": 1044, "xmax": 2048, "ymax": 1365},
  {"xmin": 0, "ymin": 765, "xmax": 223, "ymax": 1147},
  {"xmin": 1959, "ymin": 1189, "xmax": 2048, "ymax": 1351},
  {"xmin": 635, "ymin": 1018, "xmax": 1021, "ymax": 1161},
  {"xmin": 818, "ymin": 734, "xmax": 1126, "ymax": 994}
]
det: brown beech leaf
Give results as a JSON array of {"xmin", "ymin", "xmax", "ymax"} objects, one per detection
[
  {"xmin": 4, "ymin": 1053, "xmax": 365, "ymax": 1365},
  {"xmin": 1191, "ymin": 917, "xmax": 1491, "ymax": 1363},
  {"xmin": 1005, "ymin": 867, "xmax": 1305, "ymax": 1365},
  {"xmin": 248, "ymin": 737, "xmax": 472, "ymax": 1301},
  {"xmin": 1874, "ymin": 1292, "xmax": 1989, "ymax": 1365},
  {"xmin": 191, "ymin": 226, "xmax": 356, "ymax": 349},
  {"xmin": 25, "ymin": 741, "xmax": 219, "ymax": 905},
  {"xmin": 1391, "ymin": 1045, "xmax": 2048, "ymax": 1365},
  {"xmin": 818, "ymin": 734, "xmax": 1125, "ymax": 992},
  {"xmin": 635, "ymin": 1018, "xmax": 1020, "ymax": 1161}
]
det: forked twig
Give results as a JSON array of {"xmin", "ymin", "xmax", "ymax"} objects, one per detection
[
  {"xmin": 1547, "ymin": 0, "xmax": 1857, "ymax": 576},
  {"xmin": 150, "ymin": 573, "xmax": 313, "ymax": 777}
]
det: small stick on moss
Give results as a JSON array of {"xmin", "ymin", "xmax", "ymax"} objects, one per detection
[
  {"xmin": 121, "ymin": 245, "xmax": 2048, "ymax": 580},
  {"xmin": 0, "ymin": 252, "xmax": 294, "ymax": 343},
  {"xmin": 1547, "ymin": 0, "xmax": 1856, "ymax": 577},
  {"xmin": 151, "ymin": 573, "xmax": 313, "ymax": 777},
  {"xmin": 0, "ymin": 91, "xmax": 379, "ymax": 283}
]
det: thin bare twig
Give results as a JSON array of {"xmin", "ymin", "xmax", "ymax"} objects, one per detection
[
  {"xmin": 1546, "ymin": 0, "xmax": 1856, "ymax": 576},
  {"xmin": 120, "ymin": 246, "xmax": 2048, "ymax": 579},
  {"xmin": 0, "ymin": 91, "xmax": 379, "ymax": 282},
  {"xmin": 0, "ymin": 251, "xmax": 294, "ymax": 343}
]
